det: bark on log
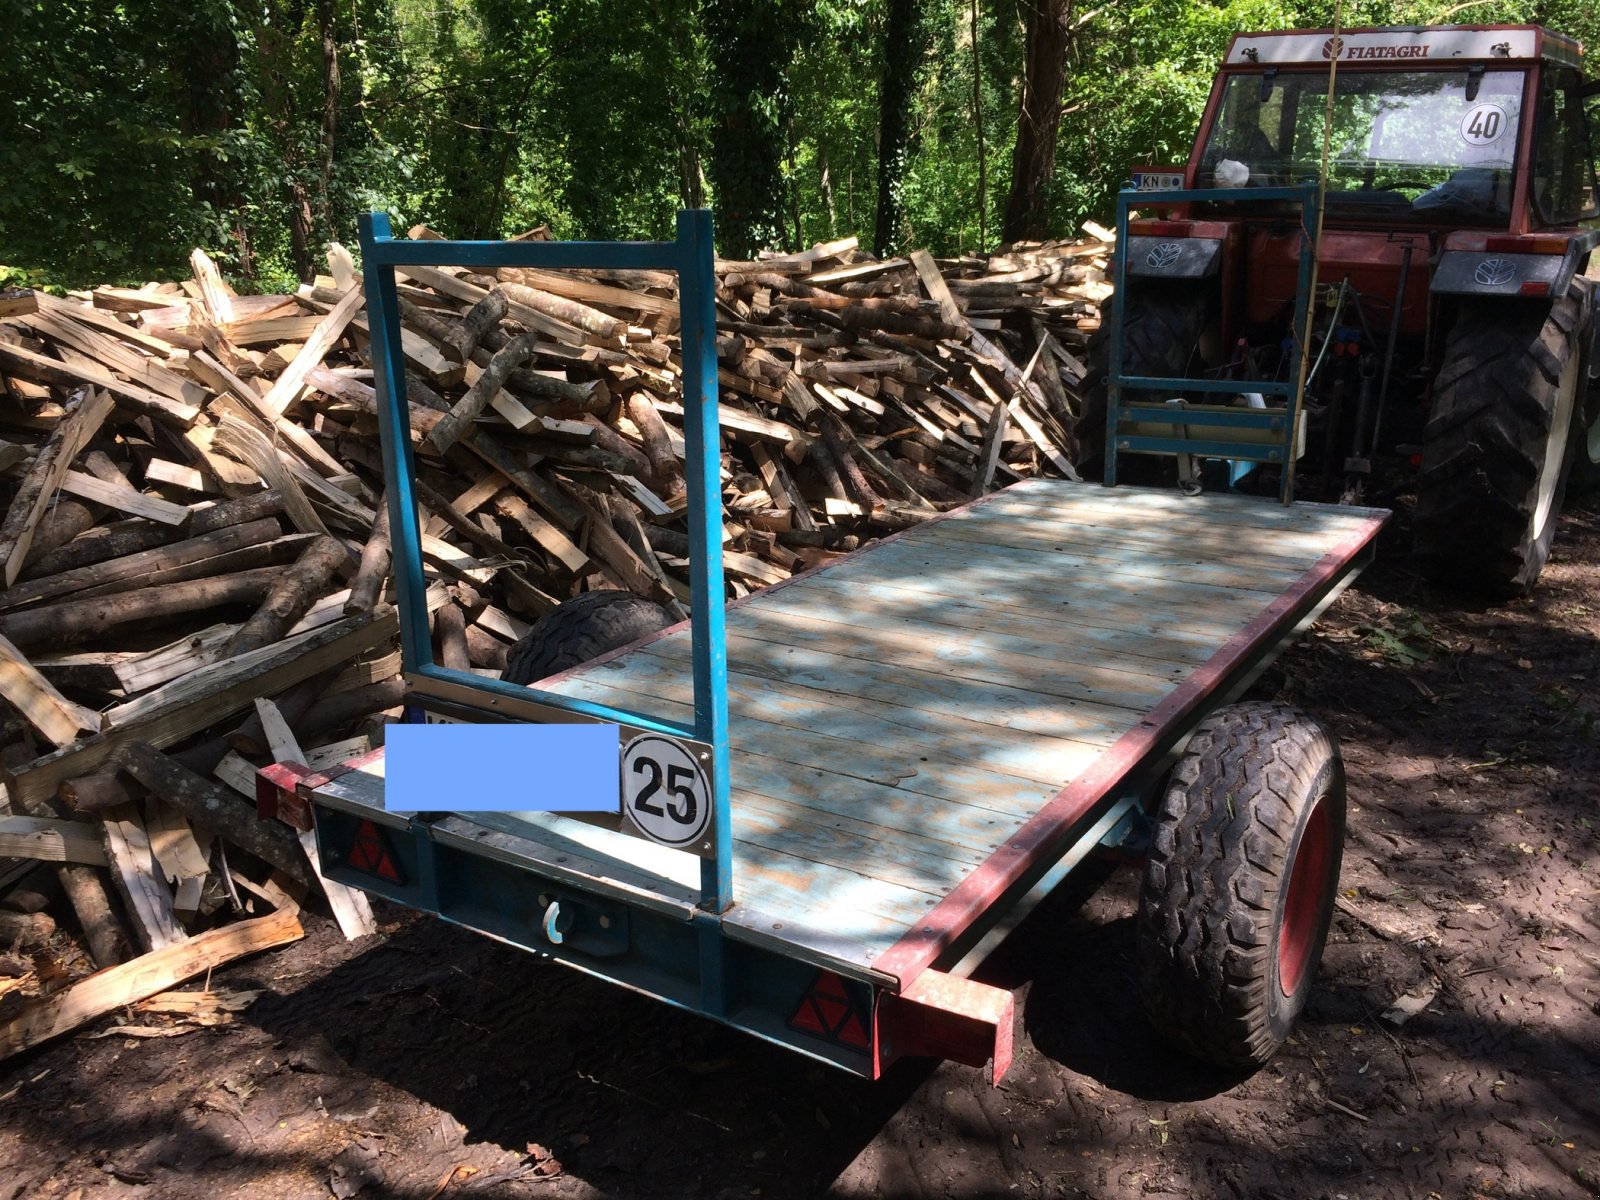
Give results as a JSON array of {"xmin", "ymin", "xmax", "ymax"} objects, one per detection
[
  {"xmin": 1, "ymin": 517, "xmax": 286, "ymax": 611},
  {"xmin": 115, "ymin": 741, "xmax": 314, "ymax": 888},
  {"xmin": 0, "ymin": 568, "xmax": 279, "ymax": 652},
  {"xmin": 444, "ymin": 287, "xmax": 508, "ymax": 364},
  {"xmin": 58, "ymin": 771, "xmax": 134, "ymax": 813},
  {"xmin": 435, "ymin": 602, "xmax": 470, "ymax": 671},
  {"xmin": 297, "ymin": 676, "xmax": 407, "ymax": 743},
  {"xmin": 344, "ymin": 496, "xmax": 391, "ymax": 614},
  {"xmin": 224, "ymin": 535, "xmax": 349, "ymax": 657},
  {"xmin": 227, "ymin": 668, "xmax": 341, "ymax": 756},
  {"xmin": 819, "ymin": 415, "xmax": 882, "ymax": 510},
  {"xmin": 0, "ymin": 910, "xmax": 55, "ymax": 947},
  {"xmin": 19, "ymin": 490, "xmax": 284, "ymax": 581},
  {"xmin": 430, "ymin": 335, "xmax": 537, "ymax": 454},
  {"xmin": 23, "ymin": 501, "xmax": 99, "ymax": 566},
  {"xmin": 626, "ymin": 394, "xmax": 684, "ymax": 497},
  {"xmin": 57, "ymin": 863, "xmax": 130, "ymax": 968},
  {"xmin": 499, "ymin": 281, "xmax": 623, "ymax": 340}
]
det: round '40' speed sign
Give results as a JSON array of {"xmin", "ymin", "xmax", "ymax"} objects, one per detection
[{"xmin": 621, "ymin": 734, "xmax": 712, "ymax": 849}]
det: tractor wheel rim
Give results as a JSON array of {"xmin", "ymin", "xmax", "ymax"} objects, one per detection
[
  {"xmin": 1279, "ymin": 795, "xmax": 1334, "ymax": 998},
  {"xmin": 1533, "ymin": 347, "xmax": 1581, "ymax": 540}
]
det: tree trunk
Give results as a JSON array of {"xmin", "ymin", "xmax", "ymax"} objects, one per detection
[
  {"xmin": 873, "ymin": 0, "xmax": 924, "ymax": 258},
  {"xmin": 970, "ymin": 0, "xmax": 988, "ymax": 250},
  {"xmin": 1002, "ymin": 0, "xmax": 1072, "ymax": 244},
  {"xmin": 317, "ymin": 0, "xmax": 339, "ymax": 237}
]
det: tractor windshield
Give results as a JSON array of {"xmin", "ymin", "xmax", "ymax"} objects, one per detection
[{"xmin": 1198, "ymin": 68, "xmax": 1526, "ymax": 222}]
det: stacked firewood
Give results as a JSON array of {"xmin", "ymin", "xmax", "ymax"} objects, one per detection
[{"xmin": 0, "ymin": 225, "xmax": 1110, "ymax": 1053}]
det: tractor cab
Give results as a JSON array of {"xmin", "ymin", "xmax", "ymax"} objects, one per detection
[{"xmin": 1106, "ymin": 24, "xmax": 1600, "ymax": 597}]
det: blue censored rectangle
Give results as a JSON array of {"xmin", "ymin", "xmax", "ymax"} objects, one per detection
[{"xmin": 385, "ymin": 723, "xmax": 620, "ymax": 813}]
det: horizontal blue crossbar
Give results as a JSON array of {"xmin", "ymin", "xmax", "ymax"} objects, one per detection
[
  {"xmin": 364, "ymin": 237, "xmax": 685, "ymax": 273},
  {"xmin": 1118, "ymin": 185, "xmax": 1317, "ymax": 206},
  {"xmin": 1115, "ymin": 434, "xmax": 1286, "ymax": 461},
  {"xmin": 408, "ymin": 663, "xmax": 698, "ymax": 739},
  {"xmin": 1118, "ymin": 375, "xmax": 1294, "ymax": 395},
  {"xmin": 1117, "ymin": 406, "xmax": 1287, "ymax": 430}
]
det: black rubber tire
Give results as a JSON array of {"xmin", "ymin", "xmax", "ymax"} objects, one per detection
[
  {"xmin": 1137, "ymin": 701, "xmax": 1346, "ymax": 1070},
  {"xmin": 503, "ymin": 590, "xmax": 676, "ymax": 686},
  {"xmin": 1078, "ymin": 282, "xmax": 1207, "ymax": 468},
  {"xmin": 1414, "ymin": 277, "xmax": 1595, "ymax": 596}
]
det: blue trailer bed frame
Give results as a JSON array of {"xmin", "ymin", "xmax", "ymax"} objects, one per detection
[{"xmin": 257, "ymin": 212, "xmax": 1387, "ymax": 1082}]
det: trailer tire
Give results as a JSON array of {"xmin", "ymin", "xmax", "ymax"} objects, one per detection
[
  {"xmin": 1414, "ymin": 277, "xmax": 1594, "ymax": 596},
  {"xmin": 1078, "ymin": 283, "xmax": 1207, "ymax": 469},
  {"xmin": 503, "ymin": 590, "xmax": 676, "ymax": 686},
  {"xmin": 1137, "ymin": 701, "xmax": 1345, "ymax": 1070}
]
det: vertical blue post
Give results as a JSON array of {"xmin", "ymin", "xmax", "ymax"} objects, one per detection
[
  {"xmin": 1104, "ymin": 191, "xmax": 1132, "ymax": 489},
  {"xmin": 358, "ymin": 212, "xmax": 431, "ymax": 670},
  {"xmin": 675, "ymin": 210, "xmax": 733, "ymax": 918}
]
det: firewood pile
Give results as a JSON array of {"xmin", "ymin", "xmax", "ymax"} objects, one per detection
[{"xmin": 0, "ymin": 224, "xmax": 1110, "ymax": 1055}]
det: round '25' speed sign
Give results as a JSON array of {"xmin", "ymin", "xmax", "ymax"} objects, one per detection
[{"xmin": 621, "ymin": 734, "xmax": 711, "ymax": 849}]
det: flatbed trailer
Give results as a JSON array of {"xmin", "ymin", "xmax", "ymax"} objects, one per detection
[{"xmin": 258, "ymin": 213, "xmax": 1387, "ymax": 1083}]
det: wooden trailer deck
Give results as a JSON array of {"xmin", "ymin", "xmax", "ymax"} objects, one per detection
[{"xmin": 313, "ymin": 480, "xmax": 1385, "ymax": 990}]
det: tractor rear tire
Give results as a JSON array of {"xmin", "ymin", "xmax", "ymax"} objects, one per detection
[
  {"xmin": 1137, "ymin": 702, "xmax": 1346, "ymax": 1070},
  {"xmin": 1414, "ymin": 277, "xmax": 1595, "ymax": 596},
  {"xmin": 1078, "ymin": 282, "xmax": 1207, "ymax": 469},
  {"xmin": 503, "ymin": 590, "xmax": 676, "ymax": 686}
]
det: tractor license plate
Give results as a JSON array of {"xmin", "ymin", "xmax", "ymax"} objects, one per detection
[{"xmin": 1131, "ymin": 167, "xmax": 1185, "ymax": 192}]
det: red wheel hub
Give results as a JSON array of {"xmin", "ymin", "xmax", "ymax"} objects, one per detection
[{"xmin": 1278, "ymin": 795, "xmax": 1334, "ymax": 997}]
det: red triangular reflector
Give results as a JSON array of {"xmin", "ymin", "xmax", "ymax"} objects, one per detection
[
  {"xmin": 347, "ymin": 820, "xmax": 403, "ymax": 884},
  {"xmin": 787, "ymin": 970, "xmax": 871, "ymax": 1052}
]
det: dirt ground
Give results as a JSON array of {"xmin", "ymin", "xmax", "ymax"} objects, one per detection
[{"xmin": 2, "ymin": 491, "xmax": 1598, "ymax": 1200}]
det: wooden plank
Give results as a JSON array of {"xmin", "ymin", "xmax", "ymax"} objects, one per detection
[
  {"xmin": 212, "ymin": 417, "xmax": 327, "ymax": 535},
  {"xmin": 0, "ymin": 633, "xmax": 102, "ymax": 746},
  {"xmin": 255, "ymin": 697, "xmax": 376, "ymax": 940},
  {"xmin": 2, "ymin": 610, "xmax": 398, "ymax": 810},
  {"xmin": 0, "ymin": 389, "xmax": 116, "ymax": 585},
  {"xmin": 58, "ymin": 469, "xmax": 191, "ymax": 526},
  {"xmin": 550, "ymin": 650, "xmax": 1111, "ymax": 786},
  {"xmin": 25, "ymin": 303, "xmax": 203, "ymax": 405},
  {"xmin": 260, "ymin": 287, "xmax": 364, "ymax": 416},
  {"xmin": 0, "ymin": 815, "xmax": 107, "ymax": 865},
  {"xmin": 144, "ymin": 458, "xmax": 212, "ymax": 492},
  {"xmin": 0, "ymin": 908, "xmax": 303, "ymax": 1062},
  {"xmin": 189, "ymin": 248, "xmax": 236, "ymax": 323},
  {"xmin": 0, "ymin": 341, "xmax": 200, "ymax": 427},
  {"xmin": 100, "ymin": 805, "xmax": 187, "ymax": 952}
]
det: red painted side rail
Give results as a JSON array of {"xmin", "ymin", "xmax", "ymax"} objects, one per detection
[{"xmin": 870, "ymin": 511, "xmax": 1387, "ymax": 987}]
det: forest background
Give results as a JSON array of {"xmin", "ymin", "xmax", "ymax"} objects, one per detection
[{"xmin": 3, "ymin": 0, "xmax": 1597, "ymax": 291}]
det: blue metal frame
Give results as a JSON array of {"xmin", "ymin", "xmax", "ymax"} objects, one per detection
[
  {"xmin": 1105, "ymin": 184, "xmax": 1320, "ymax": 504},
  {"xmin": 357, "ymin": 210, "xmax": 734, "ymax": 915}
]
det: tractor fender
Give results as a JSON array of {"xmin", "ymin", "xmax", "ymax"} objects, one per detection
[
  {"xmin": 1125, "ymin": 235, "xmax": 1223, "ymax": 280},
  {"xmin": 1431, "ymin": 229, "xmax": 1600, "ymax": 299}
]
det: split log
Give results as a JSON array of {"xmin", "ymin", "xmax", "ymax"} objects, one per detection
[
  {"xmin": 0, "ymin": 388, "xmax": 116, "ymax": 585},
  {"xmin": 3, "ymin": 610, "xmax": 398, "ymax": 810},
  {"xmin": 0, "ymin": 634, "xmax": 102, "ymax": 746},
  {"xmin": 223, "ymin": 535, "xmax": 349, "ymax": 657},
  {"xmin": 99, "ymin": 804, "xmax": 186, "ymax": 952},
  {"xmin": 0, "ymin": 906, "xmax": 303, "ymax": 1062},
  {"xmin": 18, "ymin": 490, "xmax": 286, "ymax": 579},
  {"xmin": 0, "ymin": 816, "xmax": 106, "ymax": 866},
  {"xmin": 259, "ymin": 287, "xmax": 365, "ymax": 416},
  {"xmin": 212, "ymin": 417, "xmax": 327, "ymax": 535},
  {"xmin": 0, "ymin": 341, "xmax": 199, "ymax": 427},
  {"xmin": 116, "ymin": 741, "xmax": 314, "ymax": 889}
]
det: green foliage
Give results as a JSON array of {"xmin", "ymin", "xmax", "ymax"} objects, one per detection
[{"xmin": 2, "ymin": 0, "xmax": 1596, "ymax": 283}]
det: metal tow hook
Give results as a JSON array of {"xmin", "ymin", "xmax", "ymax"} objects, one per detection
[{"xmin": 542, "ymin": 898, "xmax": 574, "ymax": 945}]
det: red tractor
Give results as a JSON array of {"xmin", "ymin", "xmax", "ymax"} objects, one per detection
[{"xmin": 1099, "ymin": 25, "xmax": 1599, "ymax": 595}]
